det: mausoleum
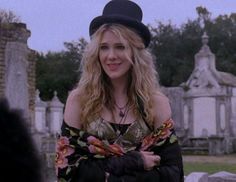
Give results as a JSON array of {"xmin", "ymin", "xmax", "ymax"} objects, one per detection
[{"xmin": 163, "ymin": 32, "xmax": 236, "ymax": 155}]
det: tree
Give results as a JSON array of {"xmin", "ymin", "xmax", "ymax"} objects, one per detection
[
  {"xmin": 196, "ymin": 6, "xmax": 211, "ymax": 28},
  {"xmin": 149, "ymin": 22, "xmax": 182, "ymax": 86},
  {"xmin": 149, "ymin": 19, "xmax": 202, "ymax": 86},
  {"xmin": 36, "ymin": 38, "xmax": 87, "ymax": 103},
  {"xmin": 149, "ymin": 6, "xmax": 236, "ymax": 87},
  {"xmin": 204, "ymin": 13, "xmax": 236, "ymax": 74},
  {"xmin": 0, "ymin": 9, "xmax": 21, "ymax": 23},
  {"xmin": 64, "ymin": 38, "xmax": 87, "ymax": 62}
]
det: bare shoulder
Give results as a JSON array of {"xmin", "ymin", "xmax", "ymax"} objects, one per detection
[
  {"xmin": 152, "ymin": 91, "xmax": 172, "ymax": 128},
  {"xmin": 64, "ymin": 89, "xmax": 82, "ymax": 129}
]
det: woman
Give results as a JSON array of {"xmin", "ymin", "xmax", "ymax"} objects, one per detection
[{"xmin": 56, "ymin": 0, "xmax": 183, "ymax": 181}]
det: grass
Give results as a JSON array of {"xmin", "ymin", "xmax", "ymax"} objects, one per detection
[
  {"xmin": 184, "ymin": 162, "xmax": 236, "ymax": 175},
  {"xmin": 183, "ymin": 154, "xmax": 236, "ymax": 175}
]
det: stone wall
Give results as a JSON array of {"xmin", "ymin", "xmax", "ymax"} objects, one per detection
[
  {"xmin": 0, "ymin": 23, "xmax": 35, "ymax": 125},
  {"xmin": 28, "ymin": 50, "xmax": 37, "ymax": 125}
]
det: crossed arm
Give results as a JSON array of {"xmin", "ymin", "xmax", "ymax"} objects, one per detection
[{"xmin": 55, "ymin": 119, "xmax": 183, "ymax": 182}]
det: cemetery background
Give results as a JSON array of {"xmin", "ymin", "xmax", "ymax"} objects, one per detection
[{"xmin": 1, "ymin": 8, "xmax": 236, "ymax": 182}]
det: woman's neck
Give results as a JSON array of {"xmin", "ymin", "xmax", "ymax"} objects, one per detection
[{"xmin": 111, "ymin": 77, "xmax": 129, "ymax": 105}]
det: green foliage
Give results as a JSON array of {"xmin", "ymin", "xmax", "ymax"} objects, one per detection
[
  {"xmin": 149, "ymin": 20, "xmax": 202, "ymax": 86},
  {"xmin": 36, "ymin": 38, "xmax": 87, "ymax": 103},
  {"xmin": 0, "ymin": 9, "xmax": 21, "ymax": 23},
  {"xmin": 205, "ymin": 13, "xmax": 236, "ymax": 74},
  {"xmin": 149, "ymin": 7, "xmax": 236, "ymax": 86},
  {"xmin": 196, "ymin": 6, "xmax": 211, "ymax": 24}
]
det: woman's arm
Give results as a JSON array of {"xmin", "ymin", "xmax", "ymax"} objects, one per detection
[
  {"xmin": 149, "ymin": 92, "xmax": 184, "ymax": 182},
  {"xmin": 56, "ymin": 90, "xmax": 107, "ymax": 181},
  {"xmin": 152, "ymin": 92, "xmax": 172, "ymax": 129},
  {"xmin": 63, "ymin": 89, "xmax": 83, "ymax": 129}
]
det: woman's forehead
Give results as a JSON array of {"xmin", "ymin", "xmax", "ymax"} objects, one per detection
[{"xmin": 100, "ymin": 29, "xmax": 129, "ymax": 45}]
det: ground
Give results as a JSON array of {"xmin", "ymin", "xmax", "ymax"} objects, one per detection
[
  {"xmin": 183, "ymin": 154, "xmax": 236, "ymax": 175},
  {"xmin": 183, "ymin": 154, "xmax": 236, "ymax": 164}
]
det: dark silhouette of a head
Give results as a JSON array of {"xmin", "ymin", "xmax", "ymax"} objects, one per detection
[{"xmin": 0, "ymin": 98, "xmax": 42, "ymax": 182}]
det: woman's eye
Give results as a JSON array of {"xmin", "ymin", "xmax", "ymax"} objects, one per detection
[
  {"xmin": 100, "ymin": 45, "xmax": 108, "ymax": 50},
  {"xmin": 116, "ymin": 45, "xmax": 125, "ymax": 50}
]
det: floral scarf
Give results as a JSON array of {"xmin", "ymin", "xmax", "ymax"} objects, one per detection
[{"xmin": 55, "ymin": 118, "xmax": 177, "ymax": 182}]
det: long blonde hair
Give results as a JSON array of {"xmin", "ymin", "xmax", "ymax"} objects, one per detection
[{"xmin": 76, "ymin": 24, "xmax": 160, "ymax": 128}]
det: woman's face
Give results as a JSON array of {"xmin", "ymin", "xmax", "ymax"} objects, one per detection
[{"xmin": 99, "ymin": 30, "xmax": 132, "ymax": 81}]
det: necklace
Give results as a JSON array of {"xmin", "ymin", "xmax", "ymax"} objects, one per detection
[
  {"xmin": 115, "ymin": 101, "xmax": 129, "ymax": 118},
  {"xmin": 114, "ymin": 105, "xmax": 130, "ymax": 136}
]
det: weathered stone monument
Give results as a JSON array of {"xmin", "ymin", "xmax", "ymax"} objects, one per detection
[
  {"xmin": 34, "ymin": 90, "xmax": 64, "ymax": 182},
  {"xmin": 185, "ymin": 32, "xmax": 236, "ymax": 138},
  {"xmin": 164, "ymin": 32, "xmax": 236, "ymax": 155},
  {"xmin": 185, "ymin": 171, "xmax": 236, "ymax": 182},
  {"xmin": 0, "ymin": 23, "xmax": 36, "ymax": 125}
]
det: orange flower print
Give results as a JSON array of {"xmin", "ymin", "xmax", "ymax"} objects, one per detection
[
  {"xmin": 55, "ymin": 136, "xmax": 75, "ymax": 175},
  {"xmin": 140, "ymin": 119, "xmax": 175, "ymax": 151},
  {"xmin": 55, "ymin": 152, "xmax": 69, "ymax": 176},
  {"xmin": 140, "ymin": 135, "xmax": 156, "ymax": 151},
  {"xmin": 159, "ymin": 129, "xmax": 171, "ymax": 139},
  {"xmin": 164, "ymin": 119, "xmax": 174, "ymax": 129},
  {"xmin": 109, "ymin": 144, "xmax": 124, "ymax": 156},
  {"xmin": 88, "ymin": 145, "xmax": 106, "ymax": 155},
  {"xmin": 57, "ymin": 136, "xmax": 75, "ymax": 157},
  {"xmin": 87, "ymin": 136, "xmax": 97, "ymax": 143},
  {"xmin": 87, "ymin": 136, "xmax": 103, "ymax": 147},
  {"xmin": 57, "ymin": 136, "xmax": 70, "ymax": 148}
]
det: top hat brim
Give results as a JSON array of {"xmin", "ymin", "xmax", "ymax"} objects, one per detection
[{"xmin": 89, "ymin": 15, "xmax": 151, "ymax": 47}]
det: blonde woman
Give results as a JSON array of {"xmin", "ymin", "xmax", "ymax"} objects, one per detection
[{"xmin": 56, "ymin": 1, "xmax": 183, "ymax": 181}]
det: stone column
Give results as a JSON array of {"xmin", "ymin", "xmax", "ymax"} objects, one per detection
[
  {"xmin": 35, "ymin": 90, "xmax": 48, "ymax": 133},
  {"xmin": 0, "ymin": 23, "xmax": 34, "ymax": 121},
  {"xmin": 48, "ymin": 91, "xmax": 64, "ymax": 135},
  {"xmin": 231, "ymin": 88, "xmax": 236, "ymax": 136},
  {"xmin": 5, "ymin": 42, "xmax": 30, "ymax": 115}
]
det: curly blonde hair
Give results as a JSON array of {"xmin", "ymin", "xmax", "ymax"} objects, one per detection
[{"xmin": 75, "ymin": 24, "xmax": 160, "ymax": 128}]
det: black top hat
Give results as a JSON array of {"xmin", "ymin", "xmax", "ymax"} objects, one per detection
[{"xmin": 89, "ymin": 0, "xmax": 151, "ymax": 47}]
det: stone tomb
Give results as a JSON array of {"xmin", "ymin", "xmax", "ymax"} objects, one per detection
[{"xmin": 163, "ymin": 32, "xmax": 236, "ymax": 154}]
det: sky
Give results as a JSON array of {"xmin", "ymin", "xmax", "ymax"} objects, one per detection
[{"xmin": 1, "ymin": 0, "xmax": 236, "ymax": 53}]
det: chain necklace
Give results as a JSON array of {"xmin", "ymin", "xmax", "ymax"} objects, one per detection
[
  {"xmin": 114, "ymin": 105, "xmax": 130, "ymax": 136},
  {"xmin": 115, "ymin": 101, "xmax": 129, "ymax": 118}
]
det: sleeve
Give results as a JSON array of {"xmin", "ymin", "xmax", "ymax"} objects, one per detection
[
  {"xmin": 139, "ymin": 118, "xmax": 184, "ymax": 182},
  {"xmin": 55, "ymin": 121, "xmax": 106, "ymax": 182},
  {"xmin": 153, "ymin": 133, "xmax": 184, "ymax": 182},
  {"xmin": 104, "ymin": 150, "xmax": 144, "ymax": 176},
  {"xmin": 55, "ymin": 121, "xmax": 144, "ymax": 182}
]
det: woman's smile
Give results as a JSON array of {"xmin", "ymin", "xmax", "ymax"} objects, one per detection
[{"xmin": 107, "ymin": 63, "xmax": 121, "ymax": 71}]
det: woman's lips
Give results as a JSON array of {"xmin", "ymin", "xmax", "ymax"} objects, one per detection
[{"xmin": 108, "ymin": 63, "xmax": 121, "ymax": 71}]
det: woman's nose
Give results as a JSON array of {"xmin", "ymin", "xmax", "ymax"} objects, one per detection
[{"xmin": 107, "ymin": 49, "xmax": 116, "ymax": 60}]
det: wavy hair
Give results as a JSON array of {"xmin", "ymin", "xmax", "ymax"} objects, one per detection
[{"xmin": 75, "ymin": 24, "xmax": 160, "ymax": 128}]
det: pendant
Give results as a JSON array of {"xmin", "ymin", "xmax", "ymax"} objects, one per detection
[
  {"xmin": 119, "ymin": 110, "xmax": 125, "ymax": 117},
  {"xmin": 116, "ymin": 129, "xmax": 121, "ymax": 136}
]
